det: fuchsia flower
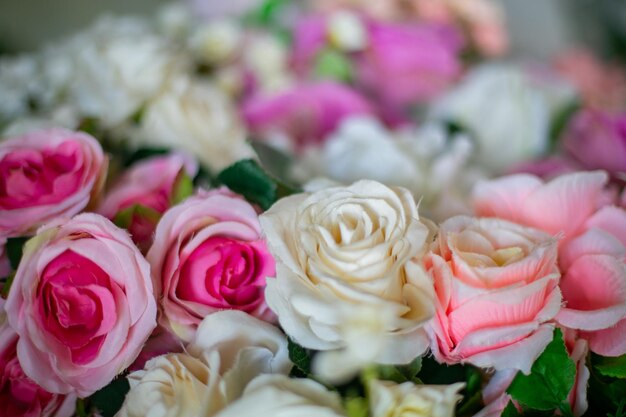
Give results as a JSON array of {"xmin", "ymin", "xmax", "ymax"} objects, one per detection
[
  {"xmin": 0, "ymin": 128, "xmax": 107, "ymax": 238},
  {"xmin": 473, "ymin": 171, "xmax": 626, "ymax": 357},
  {"xmin": 242, "ymin": 81, "xmax": 374, "ymax": 150},
  {"xmin": 98, "ymin": 153, "xmax": 198, "ymax": 252},
  {"xmin": 4, "ymin": 214, "xmax": 157, "ymax": 397},
  {"xmin": 425, "ymin": 216, "xmax": 562, "ymax": 374},
  {"xmin": 0, "ymin": 318, "xmax": 76, "ymax": 417},
  {"xmin": 147, "ymin": 188, "xmax": 275, "ymax": 342},
  {"xmin": 561, "ymin": 110, "xmax": 626, "ymax": 181}
]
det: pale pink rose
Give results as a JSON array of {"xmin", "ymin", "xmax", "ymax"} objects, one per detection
[
  {"xmin": 425, "ymin": 216, "xmax": 562, "ymax": 373},
  {"xmin": 557, "ymin": 229, "xmax": 626, "ymax": 357},
  {"xmin": 98, "ymin": 153, "xmax": 198, "ymax": 252},
  {"xmin": 473, "ymin": 171, "xmax": 614, "ymax": 241},
  {"xmin": 4, "ymin": 213, "xmax": 157, "ymax": 397},
  {"xmin": 562, "ymin": 110, "xmax": 626, "ymax": 181},
  {"xmin": 355, "ymin": 21, "xmax": 463, "ymax": 106},
  {"xmin": 472, "ymin": 369, "xmax": 516, "ymax": 417},
  {"xmin": 0, "ymin": 128, "xmax": 107, "ymax": 238},
  {"xmin": 242, "ymin": 81, "xmax": 374, "ymax": 151},
  {"xmin": 129, "ymin": 325, "xmax": 184, "ymax": 371},
  {"xmin": 0, "ymin": 321, "xmax": 76, "ymax": 417},
  {"xmin": 147, "ymin": 188, "xmax": 276, "ymax": 342},
  {"xmin": 554, "ymin": 49, "xmax": 626, "ymax": 110},
  {"xmin": 562, "ymin": 329, "xmax": 590, "ymax": 417}
]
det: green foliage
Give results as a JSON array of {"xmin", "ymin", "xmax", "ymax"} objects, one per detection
[
  {"xmin": 288, "ymin": 338, "xmax": 312, "ymax": 376},
  {"xmin": 170, "ymin": 172, "xmax": 194, "ymax": 205},
  {"xmin": 1, "ymin": 272, "xmax": 15, "ymax": 298},
  {"xmin": 502, "ymin": 401, "xmax": 523, "ymax": 417},
  {"xmin": 113, "ymin": 204, "xmax": 162, "ymax": 230},
  {"xmin": 374, "ymin": 356, "xmax": 423, "ymax": 384},
  {"xmin": 315, "ymin": 49, "xmax": 354, "ymax": 82},
  {"xmin": 593, "ymin": 353, "xmax": 626, "ymax": 379},
  {"xmin": 548, "ymin": 100, "xmax": 580, "ymax": 152},
  {"xmin": 88, "ymin": 377, "xmax": 130, "ymax": 417},
  {"xmin": 123, "ymin": 147, "xmax": 171, "ymax": 167},
  {"xmin": 344, "ymin": 396, "xmax": 369, "ymax": 417},
  {"xmin": 507, "ymin": 328, "xmax": 576, "ymax": 412},
  {"xmin": 6, "ymin": 236, "xmax": 28, "ymax": 270}
]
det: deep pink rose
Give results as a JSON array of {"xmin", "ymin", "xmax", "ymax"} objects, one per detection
[
  {"xmin": 425, "ymin": 216, "xmax": 562, "ymax": 373},
  {"xmin": 562, "ymin": 110, "xmax": 626, "ymax": 181},
  {"xmin": 98, "ymin": 153, "xmax": 198, "ymax": 252},
  {"xmin": 242, "ymin": 81, "xmax": 375, "ymax": 150},
  {"xmin": 0, "ymin": 319, "xmax": 76, "ymax": 417},
  {"xmin": 4, "ymin": 213, "xmax": 157, "ymax": 397},
  {"xmin": 0, "ymin": 128, "xmax": 107, "ymax": 238},
  {"xmin": 147, "ymin": 188, "xmax": 276, "ymax": 342},
  {"xmin": 355, "ymin": 21, "xmax": 463, "ymax": 106}
]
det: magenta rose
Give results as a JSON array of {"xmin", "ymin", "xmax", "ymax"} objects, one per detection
[
  {"xmin": 147, "ymin": 188, "xmax": 276, "ymax": 342},
  {"xmin": 562, "ymin": 110, "xmax": 626, "ymax": 181},
  {"xmin": 355, "ymin": 21, "xmax": 463, "ymax": 106},
  {"xmin": 0, "ymin": 315, "xmax": 76, "ymax": 417},
  {"xmin": 4, "ymin": 213, "xmax": 157, "ymax": 397},
  {"xmin": 0, "ymin": 128, "xmax": 107, "ymax": 238},
  {"xmin": 242, "ymin": 81, "xmax": 374, "ymax": 151},
  {"xmin": 425, "ymin": 216, "xmax": 562, "ymax": 373},
  {"xmin": 98, "ymin": 153, "xmax": 198, "ymax": 252}
]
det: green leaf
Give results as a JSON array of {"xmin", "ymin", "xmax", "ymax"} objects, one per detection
[
  {"xmin": 314, "ymin": 49, "xmax": 354, "ymax": 82},
  {"xmin": 1, "ymin": 272, "xmax": 15, "ymax": 298},
  {"xmin": 548, "ymin": 100, "xmax": 580, "ymax": 152},
  {"xmin": 88, "ymin": 377, "xmax": 130, "ymax": 417},
  {"xmin": 417, "ymin": 355, "xmax": 466, "ymax": 385},
  {"xmin": 123, "ymin": 148, "xmax": 170, "ymax": 167},
  {"xmin": 344, "ymin": 396, "xmax": 368, "ymax": 417},
  {"xmin": 507, "ymin": 328, "xmax": 576, "ymax": 411},
  {"xmin": 288, "ymin": 338, "xmax": 311, "ymax": 376},
  {"xmin": 593, "ymin": 353, "xmax": 626, "ymax": 379},
  {"xmin": 113, "ymin": 204, "xmax": 162, "ymax": 230},
  {"xmin": 376, "ymin": 356, "xmax": 423, "ymax": 384},
  {"xmin": 502, "ymin": 401, "xmax": 522, "ymax": 417},
  {"xmin": 6, "ymin": 236, "xmax": 28, "ymax": 270},
  {"xmin": 170, "ymin": 172, "xmax": 194, "ymax": 205},
  {"xmin": 217, "ymin": 159, "xmax": 298, "ymax": 210}
]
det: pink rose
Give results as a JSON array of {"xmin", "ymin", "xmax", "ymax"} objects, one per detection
[
  {"xmin": 562, "ymin": 110, "xmax": 626, "ymax": 181},
  {"xmin": 562, "ymin": 329, "xmax": 590, "ymax": 417},
  {"xmin": 509, "ymin": 156, "xmax": 580, "ymax": 180},
  {"xmin": 425, "ymin": 216, "xmax": 562, "ymax": 373},
  {"xmin": 147, "ymin": 188, "xmax": 275, "ymax": 342},
  {"xmin": 0, "ymin": 320, "xmax": 76, "ymax": 417},
  {"xmin": 0, "ymin": 128, "xmax": 107, "ymax": 238},
  {"xmin": 355, "ymin": 21, "xmax": 463, "ymax": 106},
  {"xmin": 98, "ymin": 153, "xmax": 198, "ymax": 252},
  {"xmin": 242, "ymin": 81, "xmax": 374, "ymax": 151},
  {"xmin": 4, "ymin": 213, "xmax": 157, "ymax": 396}
]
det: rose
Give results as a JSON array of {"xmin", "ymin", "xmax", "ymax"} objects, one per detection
[
  {"xmin": 260, "ymin": 180, "xmax": 436, "ymax": 381},
  {"xmin": 355, "ymin": 21, "xmax": 463, "ymax": 107},
  {"xmin": 425, "ymin": 216, "xmax": 562, "ymax": 373},
  {"xmin": 116, "ymin": 310, "xmax": 291, "ymax": 417},
  {"xmin": 556, "ymin": 229, "xmax": 626, "ymax": 356},
  {"xmin": 0, "ymin": 320, "xmax": 76, "ymax": 417},
  {"xmin": 98, "ymin": 153, "xmax": 198, "ymax": 252},
  {"xmin": 147, "ymin": 188, "xmax": 275, "ymax": 342},
  {"xmin": 430, "ymin": 64, "xmax": 553, "ymax": 173},
  {"xmin": 69, "ymin": 16, "xmax": 184, "ymax": 127},
  {"xmin": 0, "ymin": 128, "xmax": 107, "ymax": 238},
  {"xmin": 561, "ymin": 110, "xmax": 626, "ymax": 181},
  {"xmin": 214, "ymin": 374, "xmax": 346, "ymax": 417},
  {"xmin": 242, "ymin": 81, "xmax": 375, "ymax": 152},
  {"xmin": 132, "ymin": 75, "xmax": 256, "ymax": 173},
  {"xmin": 4, "ymin": 213, "xmax": 157, "ymax": 396},
  {"xmin": 369, "ymin": 380, "xmax": 464, "ymax": 417}
]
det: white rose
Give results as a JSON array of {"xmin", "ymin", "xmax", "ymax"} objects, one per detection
[
  {"xmin": 133, "ymin": 74, "xmax": 256, "ymax": 172},
  {"xmin": 260, "ymin": 180, "xmax": 436, "ymax": 382},
  {"xmin": 69, "ymin": 16, "xmax": 184, "ymax": 127},
  {"xmin": 0, "ymin": 55, "xmax": 39, "ymax": 123},
  {"xmin": 214, "ymin": 374, "xmax": 347, "ymax": 417},
  {"xmin": 430, "ymin": 63, "xmax": 551, "ymax": 173},
  {"xmin": 369, "ymin": 380, "xmax": 464, "ymax": 417},
  {"xmin": 116, "ymin": 311, "xmax": 291, "ymax": 417},
  {"xmin": 189, "ymin": 20, "xmax": 243, "ymax": 65}
]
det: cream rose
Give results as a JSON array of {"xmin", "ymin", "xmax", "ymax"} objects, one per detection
[
  {"xmin": 369, "ymin": 380, "xmax": 464, "ymax": 417},
  {"xmin": 116, "ymin": 310, "xmax": 291, "ymax": 417},
  {"xmin": 133, "ymin": 75, "xmax": 256, "ymax": 173},
  {"xmin": 260, "ymin": 180, "xmax": 436, "ymax": 381}
]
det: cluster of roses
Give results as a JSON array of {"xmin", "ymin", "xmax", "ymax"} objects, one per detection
[{"xmin": 1, "ymin": 126, "xmax": 625, "ymax": 417}]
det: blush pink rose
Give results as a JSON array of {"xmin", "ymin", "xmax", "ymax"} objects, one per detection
[
  {"xmin": 242, "ymin": 81, "xmax": 375, "ymax": 151},
  {"xmin": 4, "ymin": 213, "xmax": 157, "ymax": 397},
  {"xmin": 561, "ymin": 110, "xmax": 626, "ymax": 181},
  {"xmin": 0, "ymin": 320, "xmax": 76, "ymax": 417},
  {"xmin": 355, "ymin": 21, "xmax": 463, "ymax": 106},
  {"xmin": 98, "ymin": 153, "xmax": 198, "ymax": 252},
  {"xmin": 425, "ymin": 216, "xmax": 562, "ymax": 373},
  {"xmin": 0, "ymin": 128, "xmax": 107, "ymax": 238},
  {"xmin": 147, "ymin": 188, "xmax": 276, "ymax": 342}
]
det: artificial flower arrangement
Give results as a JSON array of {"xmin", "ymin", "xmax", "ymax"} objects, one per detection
[{"xmin": 0, "ymin": 0, "xmax": 625, "ymax": 417}]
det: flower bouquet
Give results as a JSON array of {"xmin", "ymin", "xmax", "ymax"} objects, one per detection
[{"xmin": 0, "ymin": 1, "xmax": 625, "ymax": 416}]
